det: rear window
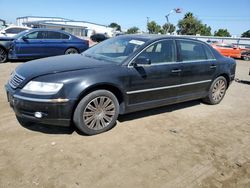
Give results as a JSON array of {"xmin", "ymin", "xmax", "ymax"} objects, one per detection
[
  {"xmin": 177, "ymin": 40, "xmax": 214, "ymax": 61},
  {"xmin": 47, "ymin": 31, "xmax": 70, "ymax": 39}
]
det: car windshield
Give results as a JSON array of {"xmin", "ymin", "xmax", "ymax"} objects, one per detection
[
  {"xmin": 14, "ymin": 30, "xmax": 30, "ymax": 39},
  {"xmin": 82, "ymin": 36, "xmax": 148, "ymax": 63}
]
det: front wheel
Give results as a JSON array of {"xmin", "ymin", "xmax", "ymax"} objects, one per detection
[
  {"xmin": 73, "ymin": 90, "xmax": 119, "ymax": 135},
  {"xmin": 203, "ymin": 76, "xmax": 228, "ymax": 105},
  {"xmin": 0, "ymin": 47, "xmax": 7, "ymax": 63}
]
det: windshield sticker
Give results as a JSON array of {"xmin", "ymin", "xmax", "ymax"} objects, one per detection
[{"xmin": 129, "ymin": 40, "xmax": 145, "ymax": 45}]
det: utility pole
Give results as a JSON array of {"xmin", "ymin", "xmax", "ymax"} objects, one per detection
[
  {"xmin": 165, "ymin": 8, "xmax": 182, "ymax": 34},
  {"xmin": 146, "ymin": 17, "xmax": 150, "ymax": 33}
]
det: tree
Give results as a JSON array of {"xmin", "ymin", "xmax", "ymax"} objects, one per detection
[
  {"xmin": 177, "ymin": 12, "xmax": 211, "ymax": 36},
  {"xmin": 200, "ymin": 24, "xmax": 212, "ymax": 36},
  {"xmin": 147, "ymin": 21, "xmax": 161, "ymax": 34},
  {"xmin": 126, "ymin": 27, "xmax": 139, "ymax": 34},
  {"xmin": 162, "ymin": 23, "xmax": 176, "ymax": 34},
  {"xmin": 214, "ymin": 29, "xmax": 231, "ymax": 37},
  {"xmin": 109, "ymin": 22, "xmax": 121, "ymax": 31},
  {"xmin": 241, "ymin": 30, "xmax": 250, "ymax": 38}
]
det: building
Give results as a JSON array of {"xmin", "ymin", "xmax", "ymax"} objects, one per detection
[{"xmin": 16, "ymin": 16, "xmax": 115, "ymax": 38}]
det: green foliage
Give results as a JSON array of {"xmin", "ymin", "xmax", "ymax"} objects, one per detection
[
  {"xmin": 241, "ymin": 30, "xmax": 250, "ymax": 38},
  {"xmin": 162, "ymin": 23, "xmax": 176, "ymax": 34},
  {"xmin": 214, "ymin": 29, "xmax": 231, "ymax": 37},
  {"xmin": 109, "ymin": 22, "xmax": 121, "ymax": 31},
  {"xmin": 147, "ymin": 21, "xmax": 161, "ymax": 34},
  {"xmin": 177, "ymin": 12, "xmax": 211, "ymax": 36},
  {"xmin": 126, "ymin": 27, "xmax": 139, "ymax": 34}
]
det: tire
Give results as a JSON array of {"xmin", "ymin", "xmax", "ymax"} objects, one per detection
[
  {"xmin": 64, "ymin": 48, "xmax": 79, "ymax": 55},
  {"xmin": 0, "ymin": 47, "xmax": 7, "ymax": 63},
  {"xmin": 243, "ymin": 56, "xmax": 250, "ymax": 61},
  {"xmin": 16, "ymin": 116, "xmax": 32, "ymax": 127},
  {"xmin": 73, "ymin": 90, "xmax": 119, "ymax": 135},
  {"xmin": 202, "ymin": 76, "xmax": 228, "ymax": 105}
]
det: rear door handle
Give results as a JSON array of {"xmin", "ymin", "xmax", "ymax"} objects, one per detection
[
  {"xmin": 171, "ymin": 69, "xmax": 182, "ymax": 73},
  {"xmin": 210, "ymin": 65, "xmax": 216, "ymax": 69}
]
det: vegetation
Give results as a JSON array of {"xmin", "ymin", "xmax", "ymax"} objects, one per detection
[
  {"xmin": 113, "ymin": 12, "xmax": 242, "ymax": 37},
  {"xmin": 109, "ymin": 22, "xmax": 121, "ymax": 31},
  {"xmin": 126, "ymin": 27, "xmax": 140, "ymax": 34},
  {"xmin": 162, "ymin": 23, "xmax": 176, "ymax": 34},
  {"xmin": 214, "ymin": 29, "xmax": 231, "ymax": 37},
  {"xmin": 241, "ymin": 30, "xmax": 250, "ymax": 38},
  {"xmin": 177, "ymin": 12, "xmax": 211, "ymax": 36},
  {"xmin": 147, "ymin": 21, "xmax": 161, "ymax": 34}
]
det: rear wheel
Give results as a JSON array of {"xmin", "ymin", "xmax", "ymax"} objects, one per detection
[
  {"xmin": 0, "ymin": 47, "xmax": 7, "ymax": 63},
  {"xmin": 203, "ymin": 76, "xmax": 227, "ymax": 105},
  {"xmin": 73, "ymin": 90, "xmax": 119, "ymax": 135},
  {"xmin": 65, "ymin": 48, "xmax": 79, "ymax": 55}
]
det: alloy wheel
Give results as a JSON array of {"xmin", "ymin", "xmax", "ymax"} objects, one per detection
[
  {"xmin": 212, "ymin": 79, "xmax": 226, "ymax": 102},
  {"xmin": 0, "ymin": 48, "xmax": 7, "ymax": 63},
  {"xmin": 83, "ymin": 96, "xmax": 116, "ymax": 130}
]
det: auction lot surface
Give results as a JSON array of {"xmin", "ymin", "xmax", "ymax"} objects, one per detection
[{"xmin": 0, "ymin": 60, "xmax": 250, "ymax": 188}]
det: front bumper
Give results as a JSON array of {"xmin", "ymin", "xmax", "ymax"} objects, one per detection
[{"xmin": 5, "ymin": 85, "xmax": 76, "ymax": 127}]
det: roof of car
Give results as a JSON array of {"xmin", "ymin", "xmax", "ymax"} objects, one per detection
[
  {"xmin": 119, "ymin": 34, "xmax": 208, "ymax": 43},
  {"xmin": 25, "ymin": 28, "xmax": 73, "ymax": 36}
]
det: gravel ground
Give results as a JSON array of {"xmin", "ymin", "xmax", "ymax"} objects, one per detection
[{"xmin": 0, "ymin": 60, "xmax": 249, "ymax": 188}]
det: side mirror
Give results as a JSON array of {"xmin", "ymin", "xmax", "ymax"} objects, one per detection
[
  {"xmin": 22, "ymin": 35, "xmax": 28, "ymax": 40},
  {"xmin": 134, "ymin": 56, "xmax": 151, "ymax": 67},
  {"xmin": 1, "ymin": 31, "xmax": 6, "ymax": 35}
]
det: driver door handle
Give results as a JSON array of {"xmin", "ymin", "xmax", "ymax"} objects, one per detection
[
  {"xmin": 171, "ymin": 69, "xmax": 182, "ymax": 73},
  {"xmin": 210, "ymin": 65, "xmax": 217, "ymax": 69}
]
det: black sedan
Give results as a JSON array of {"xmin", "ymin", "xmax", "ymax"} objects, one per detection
[
  {"xmin": 0, "ymin": 28, "xmax": 89, "ymax": 63},
  {"xmin": 5, "ymin": 35, "xmax": 236, "ymax": 135}
]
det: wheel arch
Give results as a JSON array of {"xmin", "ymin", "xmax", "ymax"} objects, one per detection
[
  {"xmin": 216, "ymin": 73, "xmax": 230, "ymax": 88},
  {"xmin": 71, "ymin": 83, "xmax": 126, "ymax": 120},
  {"xmin": 65, "ymin": 47, "xmax": 79, "ymax": 53}
]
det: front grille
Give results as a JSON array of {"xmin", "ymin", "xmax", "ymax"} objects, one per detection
[{"xmin": 9, "ymin": 71, "xmax": 25, "ymax": 89}]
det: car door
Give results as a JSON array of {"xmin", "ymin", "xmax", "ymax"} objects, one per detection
[
  {"xmin": 45, "ymin": 31, "xmax": 70, "ymax": 56},
  {"xmin": 176, "ymin": 39, "xmax": 217, "ymax": 100},
  {"xmin": 126, "ymin": 39, "xmax": 181, "ymax": 106},
  {"xmin": 14, "ymin": 31, "xmax": 47, "ymax": 59}
]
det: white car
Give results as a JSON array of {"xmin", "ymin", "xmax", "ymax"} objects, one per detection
[{"xmin": 0, "ymin": 26, "xmax": 31, "ymax": 38}]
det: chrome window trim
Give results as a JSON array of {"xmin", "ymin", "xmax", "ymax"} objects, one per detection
[
  {"xmin": 13, "ymin": 95, "xmax": 69, "ymax": 103},
  {"xmin": 126, "ymin": 80, "xmax": 211, "ymax": 94},
  {"xmin": 128, "ymin": 38, "xmax": 217, "ymax": 68}
]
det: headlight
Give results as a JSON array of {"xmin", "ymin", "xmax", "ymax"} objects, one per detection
[{"xmin": 21, "ymin": 81, "xmax": 63, "ymax": 95}]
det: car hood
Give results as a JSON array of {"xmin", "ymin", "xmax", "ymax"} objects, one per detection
[
  {"xmin": 0, "ymin": 37, "xmax": 15, "ymax": 41},
  {"xmin": 15, "ymin": 54, "xmax": 115, "ymax": 79}
]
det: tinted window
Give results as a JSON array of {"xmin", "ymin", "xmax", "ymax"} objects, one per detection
[
  {"xmin": 5, "ymin": 28, "xmax": 20, "ymax": 34},
  {"xmin": 204, "ymin": 45, "xmax": 215, "ymax": 59},
  {"xmin": 47, "ymin": 31, "xmax": 61, "ymax": 39},
  {"xmin": 26, "ymin": 31, "xmax": 47, "ymax": 39},
  {"xmin": 177, "ymin": 40, "xmax": 208, "ymax": 61},
  {"xmin": 61, "ymin": 33, "xmax": 69, "ymax": 39},
  {"xmin": 137, "ymin": 40, "xmax": 176, "ymax": 64},
  {"xmin": 19, "ymin": 28, "xmax": 28, "ymax": 32},
  {"xmin": 47, "ymin": 31, "xmax": 69, "ymax": 39}
]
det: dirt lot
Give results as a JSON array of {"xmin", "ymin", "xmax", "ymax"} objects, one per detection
[{"xmin": 0, "ymin": 60, "xmax": 250, "ymax": 188}]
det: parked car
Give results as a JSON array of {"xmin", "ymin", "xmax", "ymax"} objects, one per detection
[
  {"xmin": 0, "ymin": 26, "xmax": 30, "ymax": 38},
  {"xmin": 90, "ymin": 33, "xmax": 109, "ymax": 42},
  {"xmin": 211, "ymin": 43, "xmax": 242, "ymax": 59},
  {"xmin": 5, "ymin": 35, "xmax": 236, "ymax": 135},
  {"xmin": 0, "ymin": 28, "xmax": 89, "ymax": 63}
]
